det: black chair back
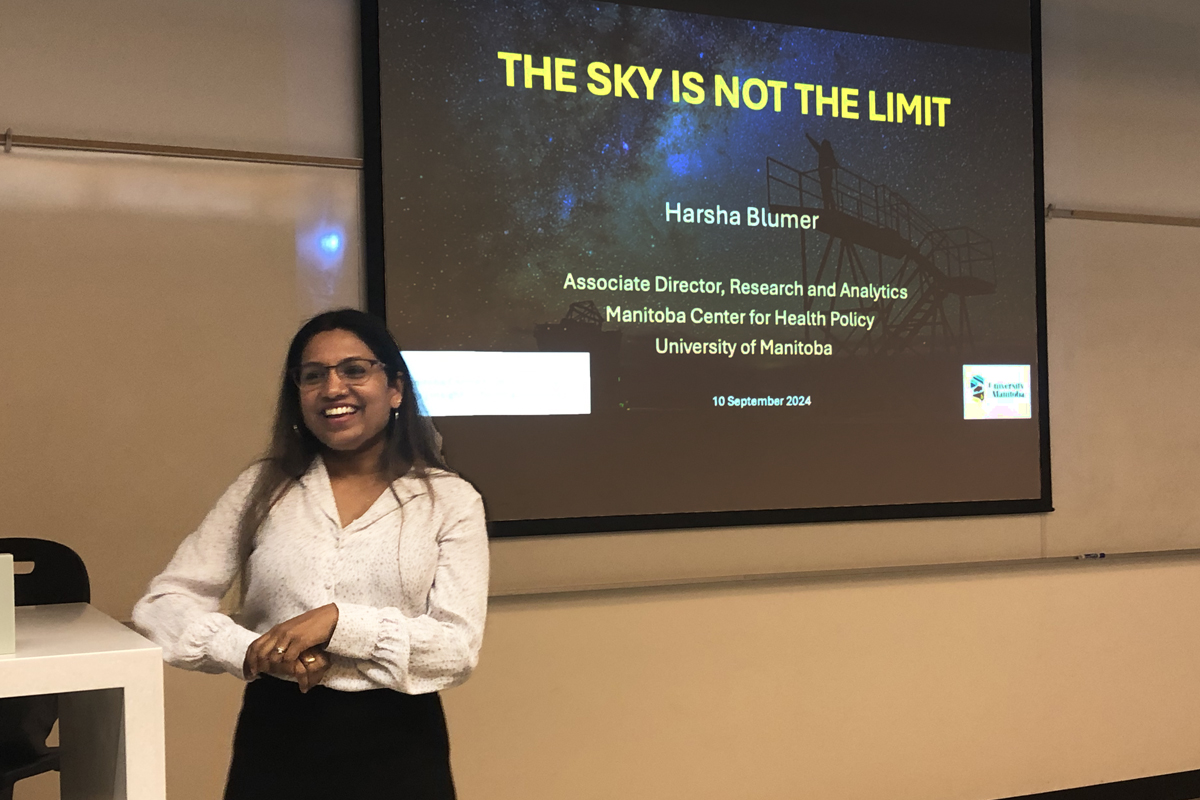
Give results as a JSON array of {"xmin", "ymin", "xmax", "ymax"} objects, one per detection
[
  {"xmin": 0, "ymin": 539, "xmax": 89, "ymax": 797},
  {"xmin": 0, "ymin": 538, "xmax": 89, "ymax": 606}
]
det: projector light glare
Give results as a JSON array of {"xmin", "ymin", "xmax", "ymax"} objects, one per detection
[{"xmin": 319, "ymin": 233, "xmax": 342, "ymax": 254}]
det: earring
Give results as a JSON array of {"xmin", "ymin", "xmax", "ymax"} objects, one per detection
[{"xmin": 292, "ymin": 423, "xmax": 300, "ymax": 436}]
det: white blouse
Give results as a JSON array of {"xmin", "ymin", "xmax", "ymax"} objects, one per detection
[{"xmin": 131, "ymin": 458, "xmax": 489, "ymax": 694}]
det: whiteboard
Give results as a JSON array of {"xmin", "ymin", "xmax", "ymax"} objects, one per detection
[{"xmin": 0, "ymin": 148, "xmax": 361, "ymax": 614}]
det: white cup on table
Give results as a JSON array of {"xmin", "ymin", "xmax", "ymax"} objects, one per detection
[{"xmin": 0, "ymin": 553, "xmax": 14, "ymax": 654}]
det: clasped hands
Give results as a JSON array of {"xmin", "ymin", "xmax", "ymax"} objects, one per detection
[{"xmin": 243, "ymin": 603, "xmax": 340, "ymax": 693}]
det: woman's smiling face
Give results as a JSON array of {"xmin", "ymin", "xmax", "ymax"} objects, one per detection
[{"xmin": 296, "ymin": 329, "xmax": 402, "ymax": 453}]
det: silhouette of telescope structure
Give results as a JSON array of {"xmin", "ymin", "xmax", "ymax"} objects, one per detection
[{"xmin": 766, "ymin": 145, "xmax": 996, "ymax": 355}]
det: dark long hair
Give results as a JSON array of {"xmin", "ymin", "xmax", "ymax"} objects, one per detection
[{"xmin": 234, "ymin": 309, "xmax": 449, "ymax": 570}]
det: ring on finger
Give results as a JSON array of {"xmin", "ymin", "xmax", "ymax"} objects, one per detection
[{"xmin": 274, "ymin": 646, "xmax": 286, "ymax": 655}]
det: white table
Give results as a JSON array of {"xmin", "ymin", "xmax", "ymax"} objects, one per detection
[{"xmin": 0, "ymin": 604, "xmax": 165, "ymax": 800}]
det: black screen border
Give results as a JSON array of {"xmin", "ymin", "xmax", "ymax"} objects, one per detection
[{"xmin": 360, "ymin": 0, "xmax": 1052, "ymax": 538}]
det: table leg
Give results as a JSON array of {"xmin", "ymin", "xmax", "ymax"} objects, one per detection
[{"xmin": 59, "ymin": 687, "xmax": 125, "ymax": 800}]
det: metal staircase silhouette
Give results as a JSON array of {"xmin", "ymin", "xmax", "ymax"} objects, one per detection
[{"xmin": 766, "ymin": 151, "xmax": 995, "ymax": 355}]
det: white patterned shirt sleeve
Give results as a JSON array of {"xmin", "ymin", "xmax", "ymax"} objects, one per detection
[
  {"xmin": 132, "ymin": 459, "xmax": 490, "ymax": 694},
  {"xmin": 131, "ymin": 466, "xmax": 262, "ymax": 679}
]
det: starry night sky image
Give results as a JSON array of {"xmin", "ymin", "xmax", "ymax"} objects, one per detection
[
  {"xmin": 377, "ymin": 0, "xmax": 1038, "ymax": 356},
  {"xmin": 371, "ymin": 0, "xmax": 1045, "ymax": 522}
]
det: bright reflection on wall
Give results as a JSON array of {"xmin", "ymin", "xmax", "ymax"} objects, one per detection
[
  {"xmin": 0, "ymin": 149, "xmax": 363, "ymax": 320},
  {"xmin": 297, "ymin": 223, "xmax": 346, "ymax": 271}
]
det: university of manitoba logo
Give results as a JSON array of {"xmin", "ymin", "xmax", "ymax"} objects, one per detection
[
  {"xmin": 970, "ymin": 374, "xmax": 986, "ymax": 403},
  {"xmin": 963, "ymin": 365, "xmax": 1032, "ymax": 420}
]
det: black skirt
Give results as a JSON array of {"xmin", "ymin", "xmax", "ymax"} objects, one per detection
[{"xmin": 223, "ymin": 676, "xmax": 456, "ymax": 800}]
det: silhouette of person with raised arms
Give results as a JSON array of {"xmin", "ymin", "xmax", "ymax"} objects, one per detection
[{"xmin": 805, "ymin": 132, "xmax": 841, "ymax": 211}]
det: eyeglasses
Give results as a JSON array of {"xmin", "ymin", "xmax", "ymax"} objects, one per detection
[{"xmin": 291, "ymin": 358, "xmax": 385, "ymax": 389}]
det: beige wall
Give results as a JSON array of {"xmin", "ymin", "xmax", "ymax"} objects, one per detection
[
  {"xmin": 3, "ymin": 1, "xmax": 1200, "ymax": 798},
  {"xmin": 454, "ymin": 556, "xmax": 1200, "ymax": 800}
]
